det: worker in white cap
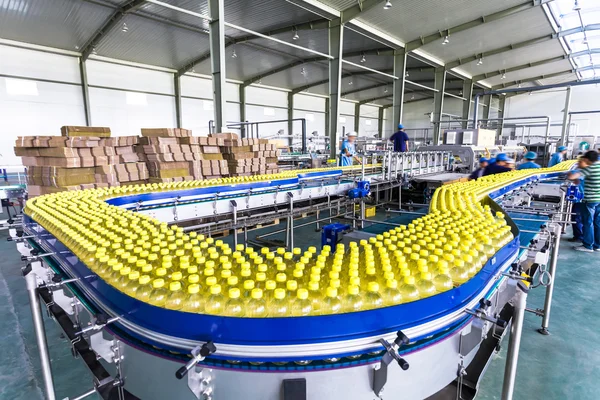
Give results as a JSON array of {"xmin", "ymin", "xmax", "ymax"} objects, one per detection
[{"xmin": 340, "ymin": 132, "xmax": 362, "ymax": 166}]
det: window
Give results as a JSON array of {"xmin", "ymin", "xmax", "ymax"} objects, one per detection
[
  {"xmin": 203, "ymin": 100, "xmax": 214, "ymax": 111},
  {"xmin": 339, "ymin": 117, "xmax": 347, "ymax": 123},
  {"xmin": 263, "ymin": 107, "xmax": 275, "ymax": 116},
  {"xmin": 5, "ymin": 78, "xmax": 38, "ymax": 96},
  {"xmin": 126, "ymin": 92, "xmax": 147, "ymax": 105},
  {"xmin": 305, "ymin": 113, "xmax": 314, "ymax": 121}
]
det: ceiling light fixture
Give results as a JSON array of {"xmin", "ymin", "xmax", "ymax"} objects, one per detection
[
  {"xmin": 360, "ymin": 54, "xmax": 366, "ymax": 63},
  {"xmin": 501, "ymin": 72, "xmax": 506, "ymax": 80},
  {"xmin": 301, "ymin": 67, "xmax": 306, "ymax": 75},
  {"xmin": 405, "ymin": 71, "xmax": 409, "ymax": 78},
  {"xmin": 384, "ymin": 86, "xmax": 388, "ymax": 93},
  {"xmin": 477, "ymin": 57, "xmax": 483, "ymax": 66},
  {"xmin": 518, "ymin": 83, "xmax": 522, "ymax": 88},
  {"xmin": 573, "ymin": 0, "xmax": 582, "ymax": 11},
  {"xmin": 348, "ymin": 79, "xmax": 353, "ymax": 86},
  {"xmin": 384, "ymin": 0, "xmax": 392, "ymax": 10},
  {"xmin": 232, "ymin": 48, "xmax": 237, "ymax": 58},
  {"xmin": 411, "ymin": 94, "xmax": 415, "ymax": 100},
  {"xmin": 293, "ymin": 28, "xmax": 299, "ymax": 41},
  {"xmin": 459, "ymin": 90, "xmax": 463, "ymax": 96},
  {"xmin": 122, "ymin": 22, "xmax": 128, "ymax": 33},
  {"xmin": 442, "ymin": 35, "xmax": 450, "ymax": 45},
  {"xmin": 92, "ymin": 47, "xmax": 97, "ymax": 55},
  {"xmin": 528, "ymin": 91, "xmax": 533, "ymax": 96}
]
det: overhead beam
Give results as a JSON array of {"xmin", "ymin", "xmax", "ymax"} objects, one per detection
[
  {"xmin": 328, "ymin": 23, "xmax": 344, "ymax": 159},
  {"xmin": 472, "ymin": 56, "xmax": 566, "ymax": 81},
  {"xmin": 576, "ymin": 65, "xmax": 600, "ymax": 73},
  {"xmin": 492, "ymin": 69, "xmax": 574, "ymax": 89},
  {"xmin": 359, "ymin": 94, "xmax": 393, "ymax": 105},
  {"xmin": 79, "ymin": 59, "xmax": 91, "ymax": 126},
  {"xmin": 340, "ymin": 0, "xmax": 386, "ymax": 24},
  {"xmin": 174, "ymin": 74, "xmax": 182, "ymax": 128},
  {"xmin": 432, "ymin": 67, "xmax": 447, "ymax": 144},
  {"xmin": 461, "ymin": 79, "xmax": 473, "ymax": 128},
  {"xmin": 445, "ymin": 34, "xmax": 554, "ymax": 70},
  {"xmin": 243, "ymin": 57, "xmax": 324, "ymax": 86},
  {"xmin": 208, "ymin": 0, "xmax": 226, "ymax": 131},
  {"xmin": 557, "ymin": 23, "xmax": 600, "ymax": 37},
  {"xmin": 406, "ymin": 1, "xmax": 545, "ymax": 51},
  {"xmin": 392, "ymin": 51, "xmax": 407, "ymax": 129},
  {"xmin": 80, "ymin": 0, "xmax": 147, "ymax": 60},
  {"xmin": 570, "ymin": 48, "xmax": 600, "ymax": 59}
]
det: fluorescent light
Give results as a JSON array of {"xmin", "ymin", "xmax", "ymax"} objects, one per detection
[
  {"xmin": 442, "ymin": 35, "xmax": 450, "ymax": 45},
  {"xmin": 293, "ymin": 28, "xmax": 299, "ymax": 41},
  {"xmin": 122, "ymin": 22, "xmax": 128, "ymax": 33},
  {"xmin": 360, "ymin": 54, "xmax": 366, "ymax": 63},
  {"xmin": 384, "ymin": 0, "xmax": 392, "ymax": 9},
  {"xmin": 477, "ymin": 57, "xmax": 483, "ymax": 66}
]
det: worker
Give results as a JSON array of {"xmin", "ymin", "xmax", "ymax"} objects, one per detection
[
  {"xmin": 483, "ymin": 153, "xmax": 514, "ymax": 176},
  {"xmin": 339, "ymin": 132, "xmax": 362, "ymax": 167},
  {"xmin": 389, "ymin": 124, "xmax": 410, "ymax": 152},
  {"xmin": 468, "ymin": 157, "xmax": 489, "ymax": 180},
  {"xmin": 567, "ymin": 150, "xmax": 600, "ymax": 252},
  {"xmin": 517, "ymin": 151, "xmax": 541, "ymax": 170},
  {"xmin": 548, "ymin": 146, "xmax": 568, "ymax": 167}
]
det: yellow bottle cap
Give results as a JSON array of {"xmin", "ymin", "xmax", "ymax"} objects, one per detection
[
  {"xmin": 228, "ymin": 288, "xmax": 240, "ymax": 299},
  {"xmin": 206, "ymin": 276, "xmax": 217, "ymax": 286},
  {"xmin": 187, "ymin": 284, "xmax": 200, "ymax": 294},
  {"xmin": 139, "ymin": 275, "xmax": 151, "ymax": 285},
  {"xmin": 210, "ymin": 284, "xmax": 221, "ymax": 294},
  {"xmin": 308, "ymin": 281, "xmax": 319, "ymax": 291},
  {"xmin": 222, "ymin": 262, "xmax": 232, "ymax": 270},
  {"xmin": 152, "ymin": 278, "xmax": 165, "ymax": 288},
  {"xmin": 348, "ymin": 285, "xmax": 359, "ymax": 295},
  {"xmin": 296, "ymin": 288, "xmax": 309, "ymax": 300},
  {"xmin": 421, "ymin": 272, "xmax": 432, "ymax": 280},
  {"xmin": 243, "ymin": 280, "xmax": 255, "ymax": 290},
  {"xmin": 227, "ymin": 276, "xmax": 239, "ymax": 286},
  {"xmin": 266, "ymin": 280, "xmax": 276, "ymax": 290},
  {"xmin": 326, "ymin": 287, "xmax": 338, "ymax": 298},
  {"xmin": 203, "ymin": 268, "xmax": 215, "ymax": 277},
  {"xmin": 251, "ymin": 288, "xmax": 263, "ymax": 299},
  {"xmin": 221, "ymin": 269, "xmax": 232, "ymax": 278},
  {"xmin": 386, "ymin": 279, "xmax": 398, "ymax": 289},
  {"xmin": 293, "ymin": 248, "xmax": 301, "ymax": 255},
  {"xmin": 188, "ymin": 274, "xmax": 200, "ymax": 284},
  {"xmin": 274, "ymin": 288, "xmax": 286, "ymax": 300},
  {"xmin": 286, "ymin": 280, "xmax": 298, "ymax": 291},
  {"xmin": 169, "ymin": 281, "xmax": 182, "ymax": 291},
  {"xmin": 155, "ymin": 268, "xmax": 167, "ymax": 277},
  {"xmin": 367, "ymin": 282, "xmax": 379, "ymax": 292},
  {"xmin": 128, "ymin": 271, "xmax": 140, "ymax": 280},
  {"xmin": 404, "ymin": 276, "xmax": 415, "ymax": 285},
  {"xmin": 276, "ymin": 248, "xmax": 285, "ymax": 255},
  {"xmin": 256, "ymin": 272, "xmax": 266, "ymax": 281},
  {"xmin": 172, "ymin": 271, "xmax": 183, "ymax": 281}
]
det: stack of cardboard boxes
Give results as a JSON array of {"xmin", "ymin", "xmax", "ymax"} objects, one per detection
[
  {"xmin": 215, "ymin": 133, "xmax": 280, "ymax": 176},
  {"xmin": 137, "ymin": 128, "xmax": 229, "ymax": 182},
  {"xmin": 14, "ymin": 126, "xmax": 148, "ymax": 197}
]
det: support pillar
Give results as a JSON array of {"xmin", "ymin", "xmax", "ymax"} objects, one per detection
[
  {"xmin": 174, "ymin": 74, "xmax": 182, "ymax": 128},
  {"xmin": 239, "ymin": 85, "xmax": 246, "ymax": 138},
  {"xmin": 392, "ymin": 51, "xmax": 407, "ymax": 133},
  {"xmin": 482, "ymin": 94, "xmax": 492, "ymax": 121},
  {"xmin": 378, "ymin": 107, "xmax": 385, "ymax": 139},
  {"xmin": 288, "ymin": 92, "xmax": 294, "ymax": 147},
  {"xmin": 208, "ymin": 0, "xmax": 227, "ymax": 131},
  {"xmin": 560, "ymin": 86, "xmax": 572, "ymax": 146},
  {"xmin": 432, "ymin": 67, "xmax": 447, "ymax": 144},
  {"xmin": 461, "ymin": 79, "xmax": 473, "ymax": 129},
  {"xmin": 354, "ymin": 103, "xmax": 360, "ymax": 134},
  {"xmin": 328, "ymin": 21, "xmax": 344, "ymax": 159},
  {"xmin": 79, "ymin": 58, "xmax": 91, "ymax": 126},
  {"xmin": 498, "ymin": 95, "xmax": 506, "ymax": 140}
]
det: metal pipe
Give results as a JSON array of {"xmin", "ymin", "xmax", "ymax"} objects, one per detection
[
  {"xmin": 539, "ymin": 225, "xmax": 562, "ymax": 334},
  {"xmin": 231, "ymin": 201, "xmax": 238, "ymax": 249},
  {"xmin": 68, "ymin": 388, "xmax": 97, "ymax": 400},
  {"xmin": 501, "ymin": 285, "xmax": 528, "ymax": 400},
  {"xmin": 342, "ymin": 216, "xmax": 404, "ymax": 227},
  {"xmin": 25, "ymin": 273, "xmax": 56, "ymax": 400},
  {"xmin": 288, "ymin": 193, "xmax": 294, "ymax": 250}
]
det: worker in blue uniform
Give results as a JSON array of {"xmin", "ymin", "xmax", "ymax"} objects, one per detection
[
  {"xmin": 468, "ymin": 157, "xmax": 489, "ymax": 180},
  {"xmin": 339, "ymin": 132, "xmax": 361, "ymax": 167},
  {"xmin": 483, "ymin": 153, "xmax": 514, "ymax": 176},
  {"xmin": 517, "ymin": 151, "xmax": 541, "ymax": 170},
  {"xmin": 389, "ymin": 124, "xmax": 410, "ymax": 152},
  {"xmin": 548, "ymin": 146, "xmax": 568, "ymax": 167}
]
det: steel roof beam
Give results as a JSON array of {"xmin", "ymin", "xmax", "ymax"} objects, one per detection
[
  {"xmin": 445, "ymin": 34, "xmax": 554, "ymax": 70},
  {"xmin": 359, "ymin": 94, "xmax": 393, "ymax": 105},
  {"xmin": 576, "ymin": 65, "xmax": 600, "ymax": 73},
  {"xmin": 557, "ymin": 23, "xmax": 600, "ymax": 37},
  {"xmin": 230, "ymin": 19, "xmax": 330, "ymax": 44},
  {"xmin": 405, "ymin": 0, "xmax": 549, "ymax": 52},
  {"xmin": 242, "ymin": 57, "xmax": 325, "ymax": 86},
  {"xmin": 570, "ymin": 48, "xmax": 600, "ymax": 58},
  {"xmin": 80, "ymin": 0, "xmax": 147, "ymax": 60},
  {"xmin": 472, "ymin": 55, "xmax": 567, "ymax": 81},
  {"xmin": 492, "ymin": 69, "xmax": 574, "ymax": 89},
  {"xmin": 340, "ymin": 0, "xmax": 387, "ymax": 24}
]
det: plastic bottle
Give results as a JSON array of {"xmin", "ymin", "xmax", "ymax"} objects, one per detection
[
  {"xmin": 382, "ymin": 279, "xmax": 402, "ymax": 306},
  {"xmin": 165, "ymin": 281, "xmax": 185, "ymax": 310},
  {"xmin": 307, "ymin": 281, "xmax": 323, "ymax": 315},
  {"xmin": 269, "ymin": 288, "xmax": 289, "ymax": 317},
  {"xmin": 416, "ymin": 272, "xmax": 437, "ymax": 298},
  {"xmin": 224, "ymin": 288, "xmax": 245, "ymax": 317},
  {"xmin": 246, "ymin": 288, "xmax": 267, "ymax": 318},
  {"xmin": 136, "ymin": 275, "xmax": 153, "ymax": 303},
  {"xmin": 124, "ymin": 270, "xmax": 141, "ymax": 296},
  {"xmin": 205, "ymin": 284, "xmax": 225, "ymax": 315},
  {"xmin": 399, "ymin": 276, "xmax": 420, "ymax": 303},
  {"xmin": 264, "ymin": 280, "xmax": 277, "ymax": 304},
  {"xmin": 182, "ymin": 284, "xmax": 204, "ymax": 313},
  {"xmin": 449, "ymin": 258, "xmax": 469, "ymax": 285},
  {"xmin": 322, "ymin": 287, "xmax": 342, "ymax": 315},
  {"xmin": 242, "ymin": 280, "xmax": 255, "ymax": 302},
  {"xmin": 364, "ymin": 282, "xmax": 383, "ymax": 310},
  {"xmin": 149, "ymin": 278, "xmax": 168, "ymax": 307},
  {"xmin": 433, "ymin": 261, "xmax": 453, "ymax": 292},
  {"xmin": 291, "ymin": 288, "xmax": 312, "ymax": 316},
  {"xmin": 342, "ymin": 285, "xmax": 364, "ymax": 313}
]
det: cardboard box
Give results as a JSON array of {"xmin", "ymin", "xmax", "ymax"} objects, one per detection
[
  {"xmin": 14, "ymin": 147, "xmax": 40, "ymax": 157},
  {"xmin": 139, "ymin": 137, "xmax": 179, "ymax": 145},
  {"xmin": 61, "ymin": 126, "xmax": 111, "ymax": 137},
  {"xmin": 200, "ymin": 146, "xmax": 220, "ymax": 154},
  {"xmin": 210, "ymin": 132, "xmax": 239, "ymax": 140}
]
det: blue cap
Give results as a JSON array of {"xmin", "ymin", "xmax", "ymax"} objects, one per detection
[
  {"xmin": 496, "ymin": 153, "xmax": 509, "ymax": 161},
  {"xmin": 479, "ymin": 157, "xmax": 489, "ymax": 163},
  {"xmin": 558, "ymin": 146, "xmax": 567, "ymax": 151},
  {"xmin": 525, "ymin": 151, "xmax": 537, "ymax": 160},
  {"xmin": 489, "ymin": 157, "xmax": 497, "ymax": 164},
  {"xmin": 398, "ymin": 124, "xmax": 404, "ymax": 129}
]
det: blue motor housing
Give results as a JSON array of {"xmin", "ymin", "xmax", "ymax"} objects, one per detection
[
  {"xmin": 566, "ymin": 185, "xmax": 583, "ymax": 202},
  {"xmin": 348, "ymin": 180, "xmax": 371, "ymax": 199},
  {"xmin": 321, "ymin": 223, "xmax": 351, "ymax": 248}
]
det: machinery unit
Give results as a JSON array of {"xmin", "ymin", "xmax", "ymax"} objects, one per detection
[
  {"xmin": 441, "ymin": 128, "xmax": 496, "ymax": 147},
  {"xmin": 8, "ymin": 156, "xmax": 574, "ymax": 400}
]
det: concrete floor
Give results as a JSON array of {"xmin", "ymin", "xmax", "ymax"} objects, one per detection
[{"xmin": 1, "ymin": 216, "xmax": 599, "ymax": 400}]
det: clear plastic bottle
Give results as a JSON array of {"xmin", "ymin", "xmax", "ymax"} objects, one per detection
[
  {"xmin": 291, "ymin": 288, "xmax": 312, "ymax": 316},
  {"xmin": 342, "ymin": 285, "xmax": 364, "ymax": 313},
  {"xmin": 322, "ymin": 287, "xmax": 342, "ymax": 315},
  {"xmin": 124, "ymin": 270, "xmax": 141, "ymax": 296},
  {"xmin": 433, "ymin": 262, "xmax": 453, "ymax": 293},
  {"xmin": 149, "ymin": 278, "xmax": 168, "ymax": 307},
  {"xmin": 264, "ymin": 280, "xmax": 277, "ymax": 304},
  {"xmin": 450, "ymin": 258, "xmax": 469, "ymax": 285},
  {"xmin": 269, "ymin": 288, "xmax": 289, "ymax": 317},
  {"xmin": 165, "ymin": 281, "xmax": 185, "ymax": 310},
  {"xmin": 364, "ymin": 282, "xmax": 383, "ymax": 310},
  {"xmin": 399, "ymin": 276, "xmax": 420, "ymax": 303},
  {"xmin": 308, "ymin": 281, "xmax": 323, "ymax": 315},
  {"xmin": 225, "ymin": 288, "xmax": 245, "ymax": 317},
  {"xmin": 246, "ymin": 288, "xmax": 267, "ymax": 318},
  {"xmin": 205, "ymin": 284, "xmax": 225, "ymax": 315},
  {"xmin": 416, "ymin": 272, "xmax": 437, "ymax": 298},
  {"xmin": 182, "ymin": 284, "xmax": 204, "ymax": 313},
  {"xmin": 136, "ymin": 275, "xmax": 153, "ymax": 303},
  {"xmin": 242, "ymin": 280, "xmax": 255, "ymax": 302},
  {"xmin": 382, "ymin": 279, "xmax": 403, "ymax": 306}
]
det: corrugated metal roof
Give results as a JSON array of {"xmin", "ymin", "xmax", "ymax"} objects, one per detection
[
  {"xmin": 454, "ymin": 40, "xmax": 565, "ymax": 77},
  {"xmin": 96, "ymin": 13, "xmax": 209, "ymax": 69},
  {"xmin": 261, "ymin": 62, "xmax": 329, "ymax": 90},
  {"xmin": 419, "ymin": 8, "xmax": 552, "ymax": 63},
  {"xmin": 0, "ymin": 0, "xmax": 114, "ymax": 51},
  {"xmin": 483, "ymin": 59, "xmax": 572, "ymax": 86},
  {"xmin": 342, "ymin": 55, "xmax": 394, "ymax": 74},
  {"xmin": 225, "ymin": 0, "xmax": 321, "ymax": 35},
  {"xmin": 343, "ymin": 27, "xmax": 391, "ymax": 53},
  {"xmin": 537, "ymin": 73, "xmax": 578, "ymax": 86},
  {"xmin": 230, "ymin": 26, "xmax": 329, "ymax": 59},
  {"xmin": 136, "ymin": 0, "xmax": 210, "ymax": 31}
]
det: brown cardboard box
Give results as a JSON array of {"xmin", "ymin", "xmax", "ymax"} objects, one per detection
[
  {"xmin": 141, "ymin": 128, "xmax": 178, "ymax": 137},
  {"xmin": 202, "ymin": 154, "xmax": 224, "ymax": 160},
  {"xmin": 14, "ymin": 147, "xmax": 40, "ymax": 157},
  {"xmin": 15, "ymin": 137, "xmax": 35, "ymax": 148},
  {"xmin": 61, "ymin": 126, "xmax": 111, "ymax": 137},
  {"xmin": 139, "ymin": 137, "xmax": 179, "ymax": 145},
  {"xmin": 115, "ymin": 146, "xmax": 135, "ymax": 155},
  {"xmin": 210, "ymin": 132, "xmax": 239, "ymax": 140},
  {"xmin": 119, "ymin": 153, "xmax": 140, "ymax": 163},
  {"xmin": 200, "ymin": 146, "xmax": 220, "ymax": 154}
]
